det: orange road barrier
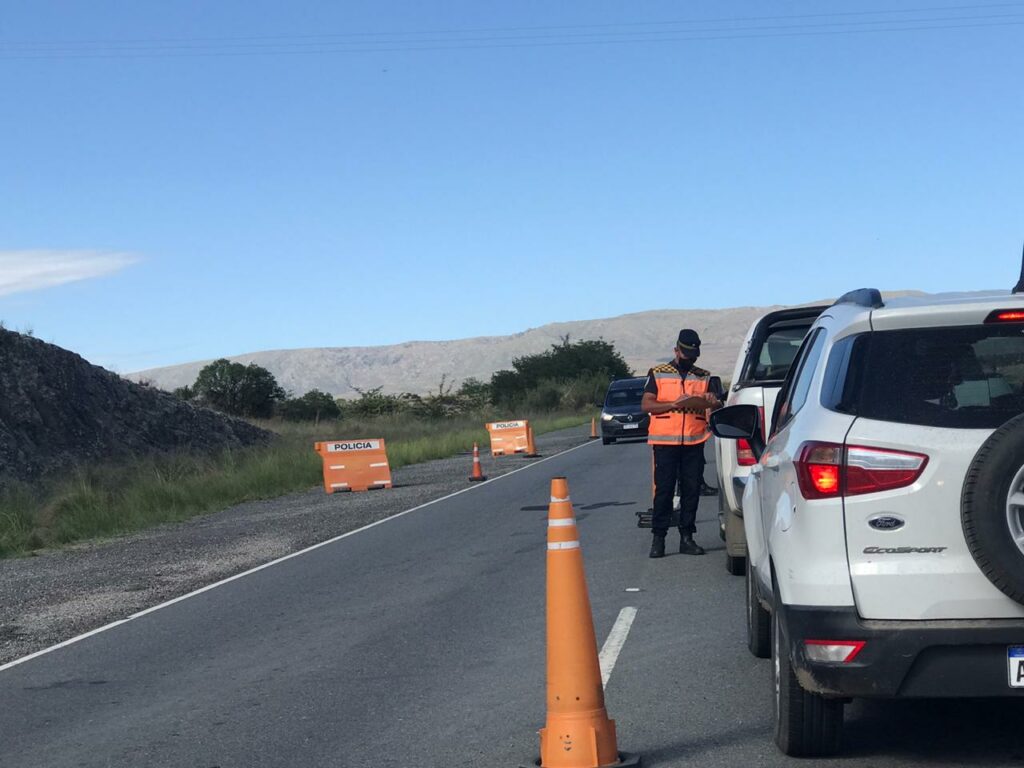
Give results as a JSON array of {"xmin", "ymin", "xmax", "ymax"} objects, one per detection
[
  {"xmin": 530, "ymin": 477, "xmax": 640, "ymax": 768},
  {"xmin": 524, "ymin": 424, "xmax": 541, "ymax": 458},
  {"xmin": 486, "ymin": 419, "xmax": 532, "ymax": 457},
  {"xmin": 589, "ymin": 417, "xmax": 599, "ymax": 440},
  {"xmin": 469, "ymin": 442, "xmax": 487, "ymax": 482},
  {"xmin": 314, "ymin": 438, "xmax": 393, "ymax": 493}
]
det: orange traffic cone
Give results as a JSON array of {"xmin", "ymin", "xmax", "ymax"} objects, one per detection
[
  {"xmin": 529, "ymin": 478, "xmax": 639, "ymax": 768},
  {"xmin": 589, "ymin": 417, "xmax": 599, "ymax": 440},
  {"xmin": 524, "ymin": 425, "xmax": 541, "ymax": 458},
  {"xmin": 469, "ymin": 442, "xmax": 487, "ymax": 482}
]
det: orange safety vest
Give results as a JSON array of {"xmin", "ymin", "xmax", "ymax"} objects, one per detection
[{"xmin": 647, "ymin": 363, "xmax": 712, "ymax": 446}]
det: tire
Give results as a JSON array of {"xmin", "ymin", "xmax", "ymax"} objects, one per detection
[
  {"xmin": 962, "ymin": 413, "xmax": 1024, "ymax": 605},
  {"xmin": 771, "ymin": 583, "xmax": 843, "ymax": 757},
  {"xmin": 746, "ymin": 564, "xmax": 770, "ymax": 658},
  {"xmin": 726, "ymin": 553, "xmax": 747, "ymax": 576},
  {"xmin": 602, "ymin": 437, "xmax": 614, "ymax": 445}
]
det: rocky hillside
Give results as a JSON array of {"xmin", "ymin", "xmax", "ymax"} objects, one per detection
[{"xmin": 0, "ymin": 329, "xmax": 269, "ymax": 486}]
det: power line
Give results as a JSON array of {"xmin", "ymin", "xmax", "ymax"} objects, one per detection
[
  {"xmin": 4, "ymin": 1, "xmax": 1024, "ymax": 47},
  {"xmin": 6, "ymin": 11, "xmax": 1024, "ymax": 50},
  {"xmin": 1, "ymin": 8, "xmax": 1022, "ymax": 59}
]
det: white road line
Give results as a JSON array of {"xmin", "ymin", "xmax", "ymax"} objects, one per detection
[
  {"xmin": 599, "ymin": 606, "xmax": 638, "ymax": 688},
  {"xmin": 0, "ymin": 437, "xmax": 599, "ymax": 675}
]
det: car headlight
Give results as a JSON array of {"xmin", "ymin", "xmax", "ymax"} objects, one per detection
[{"xmin": 601, "ymin": 412, "xmax": 615, "ymax": 421}]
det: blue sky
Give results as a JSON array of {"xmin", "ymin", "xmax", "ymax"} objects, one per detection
[{"xmin": 1, "ymin": 1, "xmax": 1022, "ymax": 373}]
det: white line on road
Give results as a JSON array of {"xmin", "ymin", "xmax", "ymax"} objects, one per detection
[
  {"xmin": 599, "ymin": 606, "xmax": 638, "ymax": 688},
  {"xmin": 0, "ymin": 437, "xmax": 600, "ymax": 675}
]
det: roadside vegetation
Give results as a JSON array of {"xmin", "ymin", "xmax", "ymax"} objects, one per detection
[{"xmin": 0, "ymin": 337, "xmax": 629, "ymax": 558}]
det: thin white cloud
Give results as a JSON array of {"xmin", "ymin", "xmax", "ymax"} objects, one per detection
[{"xmin": 0, "ymin": 250, "xmax": 139, "ymax": 297}]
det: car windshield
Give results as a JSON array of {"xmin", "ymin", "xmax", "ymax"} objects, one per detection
[
  {"xmin": 606, "ymin": 388, "xmax": 644, "ymax": 407},
  {"xmin": 835, "ymin": 324, "xmax": 1024, "ymax": 429}
]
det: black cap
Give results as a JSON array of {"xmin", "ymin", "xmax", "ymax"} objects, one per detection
[{"xmin": 676, "ymin": 329, "xmax": 701, "ymax": 351}]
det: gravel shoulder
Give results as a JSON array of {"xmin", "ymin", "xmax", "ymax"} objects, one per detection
[{"xmin": 0, "ymin": 425, "xmax": 594, "ymax": 666}]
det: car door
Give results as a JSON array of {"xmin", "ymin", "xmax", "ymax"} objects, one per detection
[
  {"xmin": 746, "ymin": 329, "xmax": 824, "ymax": 591},
  {"xmin": 760, "ymin": 331, "xmax": 825, "ymax": 526},
  {"xmin": 763, "ymin": 325, "xmax": 860, "ymax": 608}
]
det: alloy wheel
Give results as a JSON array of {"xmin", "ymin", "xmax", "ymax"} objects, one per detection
[{"xmin": 1005, "ymin": 464, "xmax": 1024, "ymax": 558}]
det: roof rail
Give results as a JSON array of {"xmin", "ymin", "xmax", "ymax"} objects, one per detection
[{"xmin": 833, "ymin": 288, "xmax": 884, "ymax": 309}]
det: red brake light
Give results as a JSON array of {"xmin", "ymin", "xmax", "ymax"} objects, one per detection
[
  {"xmin": 985, "ymin": 309, "xmax": 1024, "ymax": 323},
  {"xmin": 795, "ymin": 442, "xmax": 844, "ymax": 499},
  {"xmin": 737, "ymin": 438, "xmax": 756, "ymax": 466},
  {"xmin": 794, "ymin": 442, "xmax": 928, "ymax": 500},
  {"xmin": 809, "ymin": 464, "xmax": 840, "ymax": 494}
]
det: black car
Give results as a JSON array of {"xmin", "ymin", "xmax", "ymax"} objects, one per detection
[{"xmin": 600, "ymin": 377, "xmax": 649, "ymax": 444}]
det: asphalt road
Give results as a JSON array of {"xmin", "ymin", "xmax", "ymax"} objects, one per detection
[{"xmin": 1, "ymin": 438, "xmax": 1023, "ymax": 767}]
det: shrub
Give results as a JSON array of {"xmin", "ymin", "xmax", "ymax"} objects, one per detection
[
  {"xmin": 490, "ymin": 336, "xmax": 631, "ymax": 406},
  {"xmin": 278, "ymin": 390, "xmax": 342, "ymax": 422},
  {"xmin": 191, "ymin": 359, "xmax": 286, "ymax": 418},
  {"xmin": 338, "ymin": 386, "xmax": 408, "ymax": 418}
]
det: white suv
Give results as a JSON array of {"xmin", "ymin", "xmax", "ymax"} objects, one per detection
[{"xmin": 711, "ymin": 287, "xmax": 1024, "ymax": 757}]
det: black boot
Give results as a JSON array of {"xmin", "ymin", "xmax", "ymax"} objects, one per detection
[
  {"xmin": 699, "ymin": 482, "xmax": 719, "ymax": 497},
  {"xmin": 649, "ymin": 533, "xmax": 666, "ymax": 559},
  {"xmin": 679, "ymin": 533, "xmax": 706, "ymax": 556}
]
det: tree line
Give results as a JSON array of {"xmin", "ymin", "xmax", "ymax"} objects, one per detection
[{"xmin": 173, "ymin": 337, "xmax": 632, "ymax": 421}]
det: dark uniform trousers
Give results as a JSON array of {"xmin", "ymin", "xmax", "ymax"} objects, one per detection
[{"xmin": 652, "ymin": 443, "xmax": 704, "ymax": 535}]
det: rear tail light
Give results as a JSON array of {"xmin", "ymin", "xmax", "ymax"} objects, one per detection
[
  {"xmin": 845, "ymin": 445, "xmax": 928, "ymax": 495},
  {"xmin": 737, "ymin": 438, "xmax": 756, "ymax": 466},
  {"xmin": 985, "ymin": 309, "xmax": 1024, "ymax": 323},
  {"xmin": 795, "ymin": 442, "xmax": 928, "ymax": 500},
  {"xmin": 804, "ymin": 640, "xmax": 865, "ymax": 663},
  {"xmin": 795, "ymin": 442, "xmax": 844, "ymax": 499}
]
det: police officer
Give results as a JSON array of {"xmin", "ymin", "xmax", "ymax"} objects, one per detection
[{"xmin": 641, "ymin": 329, "xmax": 722, "ymax": 558}]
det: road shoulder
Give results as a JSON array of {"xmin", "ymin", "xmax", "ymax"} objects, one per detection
[{"xmin": 0, "ymin": 426, "xmax": 592, "ymax": 666}]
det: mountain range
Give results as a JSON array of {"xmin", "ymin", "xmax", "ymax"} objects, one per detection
[{"xmin": 130, "ymin": 293, "xmax": 948, "ymax": 398}]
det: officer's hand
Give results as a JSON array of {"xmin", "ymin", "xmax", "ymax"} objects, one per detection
[{"xmin": 703, "ymin": 393, "xmax": 722, "ymax": 410}]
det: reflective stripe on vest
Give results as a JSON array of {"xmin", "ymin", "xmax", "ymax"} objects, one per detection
[{"xmin": 647, "ymin": 368, "xmax": 711, "ymax": 447}]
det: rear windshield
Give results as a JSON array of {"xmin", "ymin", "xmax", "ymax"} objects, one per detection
[
  {"xmin": 605, "ymin": 387, "xmax": 644, "ymax": 407},
  {"xmin": 829, "ymin": 324, "xmax": 1024, "ymax": 429},
  {"xmin": 744, "ymin": 320, "xmax": 815, "ymax": 382}
]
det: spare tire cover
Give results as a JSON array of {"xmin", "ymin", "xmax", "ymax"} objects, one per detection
[{"xmin": 962, "ymin": 412, "xmax": 1024, "ymax": 606}]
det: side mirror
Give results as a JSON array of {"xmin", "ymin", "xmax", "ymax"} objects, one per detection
[
  {"xmin": 708, "ymin": 375, "xmax": 725, "ymax": 400},
  {"xmin": 710, "ymin": 404, "xmax": 765, "ymax": 459}
]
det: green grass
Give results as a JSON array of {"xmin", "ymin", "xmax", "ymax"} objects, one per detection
[{"xmin": 0, "ymin": 411, "xmax": 591, "ymax": 558}]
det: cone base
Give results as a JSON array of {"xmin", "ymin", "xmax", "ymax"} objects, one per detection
[
  {"xmin": 468, "ymin": 476, "xmax": 487, "ymax": 482},
  {"xmin": 519, "ymin": 753, "xmax": 641, "ymax": 768}
]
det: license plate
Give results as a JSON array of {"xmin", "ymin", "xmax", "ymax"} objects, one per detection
[
  {"xmin": 623, "ymin": 423, "xmax": 639, "ymax": 430},
  {"xmin": 1010, "ymin": 646, "xmax": 1024, "ymax": 688}
]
